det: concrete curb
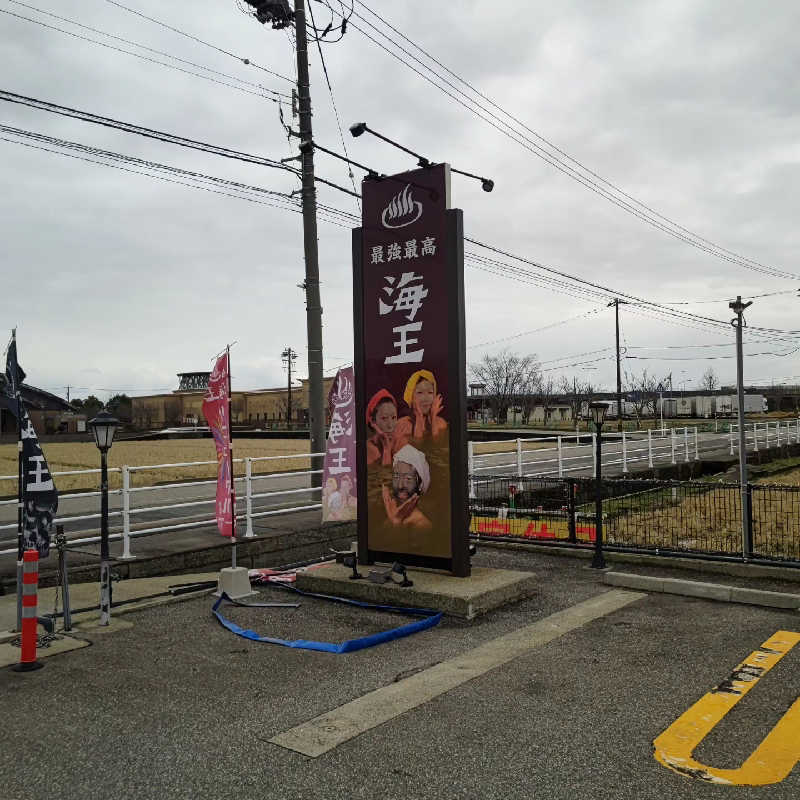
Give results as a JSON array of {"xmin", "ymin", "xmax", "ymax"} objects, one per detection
[
  {"xmin": 603, "ymin": 571, "xmax": 800, "ymax": 609},
  {"xmin": 476, "ymin": 538, "xmax": 800, "ymax": 583}
]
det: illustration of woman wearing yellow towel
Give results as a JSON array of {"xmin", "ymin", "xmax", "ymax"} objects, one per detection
[{"xmin": 395, "ymin": 369, "xmax": 447, "ymax": 442}]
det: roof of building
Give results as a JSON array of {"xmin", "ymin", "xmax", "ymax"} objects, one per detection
[{"xmin": 0, "ymin": 378, "xmax": 73, "ymax": 412}]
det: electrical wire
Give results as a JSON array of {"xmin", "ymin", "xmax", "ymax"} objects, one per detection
[
  {"xmin": 0, "ymin": 130, "xmax": 351, "ymax": 228},
  {"xmin": 2, "ymin": 89, "xmax": 796, "ymax": 350},
  {"xmin": 307, "ymin": 0, "xmax": 359, "ymax": 205},
  {"xmin": 466, "ymin": 307, "xmax": 605, "ymax": 350},
  {"xmin": 0, "ymin": 6, "xmax": 289, "ymax": 102},
  {"xmin": 103, "ymin": 0, "xmax": 294, "ymax": 83},
  {"xmin": 348, "ymin": 2, "xmax": 800, "ymax": 283}
]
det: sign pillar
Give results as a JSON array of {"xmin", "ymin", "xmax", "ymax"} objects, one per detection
[{"xmin": 353, "ymin": 164, "xmax": 470, "ymax": 575}]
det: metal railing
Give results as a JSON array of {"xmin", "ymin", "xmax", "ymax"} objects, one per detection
[
  {"xmin": 467, "ymin": 419, "xmax": 800, "ymax": 484},
  {"xmin": 469, "ymin": 475, "xmax": 800, "ymax": 565},
  {"xmin": 0, "ymin": 452, "xmax": 325, "ymax": 558}
]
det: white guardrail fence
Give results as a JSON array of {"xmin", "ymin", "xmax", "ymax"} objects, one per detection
[
  {"xmin": 1, "ymin": 419, "xmax": 797, "ymax": 559},
  {"xmin": 468, "ymin": 419, "xmax": 800, "ymax": 485},
  {"xmin": 0, "ymin": 452, "xmax": 325, "ymax": 559}
]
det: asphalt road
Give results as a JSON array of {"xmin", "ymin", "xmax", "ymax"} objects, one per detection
[{"xmin": 2, "ymin": 548, "xmax": 798, "ymax": 799}]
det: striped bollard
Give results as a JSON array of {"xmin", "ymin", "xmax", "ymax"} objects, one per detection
[{"xmin": 14, "ymin": 549, "xmax": 43, "ymax": 672}]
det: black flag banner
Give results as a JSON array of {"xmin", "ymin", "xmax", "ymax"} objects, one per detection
[{"xmin": 3, "ymin": 338, "xmax": 57, "ymax": 557}]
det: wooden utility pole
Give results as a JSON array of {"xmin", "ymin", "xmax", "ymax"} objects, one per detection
[{"xmin": 282, "ymin": 346, "xmax": 297, "ymax": 429}]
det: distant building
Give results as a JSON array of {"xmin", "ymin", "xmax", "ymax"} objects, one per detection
[
  {"xmin": 0, "ymin": 378, "xmax": 84, "ymax": 437},
  {"xmin": 131, "ymin": 372, "xmax": 336, "ymax": 430}
]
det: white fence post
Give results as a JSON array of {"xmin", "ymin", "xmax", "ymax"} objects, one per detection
[
  {"xmin": 684, "ymin": 426, "xmax": 689, "ymax": 462},
  {"xmin": 648, "ymin": 429, "xmax": 653, "ymax": 468},
  {"xmin": 694, "ymin": 427, "xmax": 699, "ymax": 461},
  {"xmin": 777, "ymin": 421, "xmax": 782, "ymax": 448},
  {"xmin": 120, "ymin": 465, "xmax": 133, "ymax": 560},
  {"xmin": 516, "ymin": 438, "xmax": 523, "ymax": 478},
  {"xmin": 622, "ymin": 431, "xmax": 628, "ymax": 473},
  {"xmin": 592, "ymin": 432, "xmax": 597, "ymax": 477},
  {"xmin": 468, "ymin": 441, "xmax": 476, "ymax": 499},
  {"xmin": 671, "ymin": 428, "xmax": 676, "ymax": 464},
  {"xmin": 729, "ymin": 424, "xmax": 735, "ymax": 455},
  {"xmin": 244, "ymin": 457, "xmax": 255, "ymax": 538},
  {"xmin": 557, "ymin": 436, "xmax": 563, "ymax": 477},
  {"xmin": 753, "ymin": 422, "xmax": 759, "ymax": 452}
]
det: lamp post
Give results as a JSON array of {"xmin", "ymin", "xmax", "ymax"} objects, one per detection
[
  {"xmin": 89, "ymin": 410, "xmax": 119, "ymax": 625},
  {"xmin": 588, "ymin": 401, "xmax": 608, "ymax": 569}
]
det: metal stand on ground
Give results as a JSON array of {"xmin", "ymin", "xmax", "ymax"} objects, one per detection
[{"xmin": 55, "ymin": 525, "xmax": 72, "ymax": 632}]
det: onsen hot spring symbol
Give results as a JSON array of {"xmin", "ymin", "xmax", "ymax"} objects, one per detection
[{"xmin": 381, "ymin": 184, "xmax": 423, "ymax": 229}]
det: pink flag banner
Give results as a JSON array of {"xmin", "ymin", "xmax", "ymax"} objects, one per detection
[
  {"xmin": 202, "ymin": 352, "xmax": 235, "ymax": 537},
  {"xmin": 322, "ymin": 367, "xmax": 357, "ymax": 522}
]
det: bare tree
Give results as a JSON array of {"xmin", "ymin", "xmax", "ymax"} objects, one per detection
[
  {"xmin": 559, "ymin": 376, "xmax": 597, "ymax": 428},
  {"xmin": 624, "ymin": 369, "xmax": 661, "ymax": 429},
  {"xmin": 534, "ymin": 374, "xmax": 557, "ymax": 427},
  {"xmin": 517, "ymin": 359, "xmax": 543, "ymax": 424},
  {"xmin": 470, "ymin": 351, "xmax": 538, "ymax": 425},
  {"xmin": 700, "ymin": 367, "xmax": 719, "ymax": 391}
]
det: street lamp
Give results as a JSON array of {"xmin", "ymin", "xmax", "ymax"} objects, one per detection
[
  {"xmin": 588, "ymin": 401, "xmax": 608, "ymax": 569},
  {"xmin": 89, "ymin": 410, "xmax": 119, "ymax": 625}
]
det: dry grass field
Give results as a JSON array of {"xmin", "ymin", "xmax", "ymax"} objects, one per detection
[
  {"xmin": 0, "ymin": 438, "xmax": 312, "ymax": 495},
  {"xmin": 606, "ymin": 482, "xmax": 800, "ymax": 560},
  {"xmin": 755, "ymin": 466, "xmax": 800, "ymax": 486},
  {"xmin": 472, "ymin": 439, "xmax": 556, "ymax": 455}
]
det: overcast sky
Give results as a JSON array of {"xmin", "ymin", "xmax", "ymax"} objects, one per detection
[{"xmin": 1, "ymin": 0, "xmax": 799, "ymax": 401}]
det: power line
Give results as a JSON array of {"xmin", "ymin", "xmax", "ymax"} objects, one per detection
[
  {"xmin": 346, "ymin": 3, "xmax": 800, "ymax": 282},
  {"xmin": 466, "ymin": 307, "xmax": 605, "ymax": 350},
  {"xmin": 0, "ymin": 127, "xmax": 352, "ymax": 228},
  {"xmin": 307, "ymin": 0, "xmax": 359, "ymax": 204},
  {"xmin": 104, "ymin": 0, "xmax": 294, "ymax": 83},
  {"xmin": 0, "ymin": 6, "xmax": 290, "ymax": 101},
  {"xmin": 0, "ymin": 88, "xmax": 296, "ymax": 169},
  {"xmin": 2, "ymin": 90, "xmax": 795, "ymax": 349}
]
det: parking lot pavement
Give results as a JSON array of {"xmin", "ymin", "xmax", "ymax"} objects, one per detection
[{"xmin": 1, "ymin": 549, "xmax": 799, "ymax": 799}]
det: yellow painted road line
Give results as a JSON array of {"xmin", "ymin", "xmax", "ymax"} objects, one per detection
[
  {"xmin": 271, "ymin": 589, "xmax": 646, "ymax": 757},
  {"xmin": 653, "ymin": 630, "xmax": 800, "ymax": 786}
]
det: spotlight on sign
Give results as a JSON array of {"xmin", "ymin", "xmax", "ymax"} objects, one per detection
[{"xmin": 349, "ymin": 122, "xmax": 367, "ymax": 138}]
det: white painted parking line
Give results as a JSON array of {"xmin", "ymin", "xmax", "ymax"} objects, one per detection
[{"xmin": 270, "ymin": 589, "xmax": 646, "ymax": 757}]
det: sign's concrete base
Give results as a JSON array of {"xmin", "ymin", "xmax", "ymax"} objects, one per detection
[
  {"xmin": 296, "ymin": 563, "xmax": 537, "ymax": 620},
  {"xmin": 213, "ymin": 567, "xmax": 258, "ymax": 601}
]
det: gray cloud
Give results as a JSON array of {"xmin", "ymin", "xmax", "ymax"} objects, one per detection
[{"xmin": 1, "ymin": 0, "xmax": 799, "ymax": 400}]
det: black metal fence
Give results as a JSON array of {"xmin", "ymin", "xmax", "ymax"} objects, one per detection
[{"xmin": 469, "ymin": 475, "xmax": 800, "ymax": 565}]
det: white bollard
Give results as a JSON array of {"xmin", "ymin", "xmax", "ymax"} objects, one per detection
[
  {"xmin": 516, "ymin": 438, "xmax": 523, "ymax": 478},
  {"xmin": 671, "ymin": 428, "xmax": 676, "ymax": 464},
  {"xmin": 694, "ymin": 427, "xmax": 699, "ymax": 461},
  {"xmin": 684, "ymin": 426, "xmax": 689, "ymax": 462},
  {"xmin": 730, "ymin": 424, "xmax": 735, "ymax": 455},
  {"xmin": 753, "ymin": 422, "xmax": 759, "ymax": 452},
  {"xmin": 622, "ymin": 431, "xmax": 628, "ymax": 473},
  {"xmin": 557, "ymin": 436, "xmax": 563, "ymax": 478},
  {"xmin": 244, "ymin": 457, "xmax": 255, "ymax": 538},
  {"xmin": 468, "ymin": 441, "xmax": 476, "ymax": 499},
  {"xmin": 647, "ymin": 428, "xmax": 653, "ymax": 468},
  {"xmin": 777, "ymin": 421, "xmax": 782, "ymax": 448},
  {"xmin": 120, "ymin": 465, "xmax": 134, "ymax": 560}
]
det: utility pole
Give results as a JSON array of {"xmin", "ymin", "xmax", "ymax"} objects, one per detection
[
  {"xmin": 281, "ymin": 346, "xmax": 297, "ymax": 429},
  {"xmin": 244, "ymin": 0, "xmax": 325, "ymax": 482},
  {"xmin": 609, "ymin": 299, "xmax": 626, "ymax": 431},
  {"xmin": 730, "ymin": 296, "xmax": 753, "ymax": 559}
]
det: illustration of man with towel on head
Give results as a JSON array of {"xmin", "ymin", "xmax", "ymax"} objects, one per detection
[{"xmin": 382, "ymin": 443, "xmax": 432, "ymax": 530}]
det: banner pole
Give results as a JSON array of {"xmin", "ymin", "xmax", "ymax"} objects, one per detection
[
  {"xmin": 227, "ymin": 344, "xmax": 236, "ymax": 569},
  {"xmin": 13, "ymin": 330, "xmax": 24, "ymax": 632}
]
